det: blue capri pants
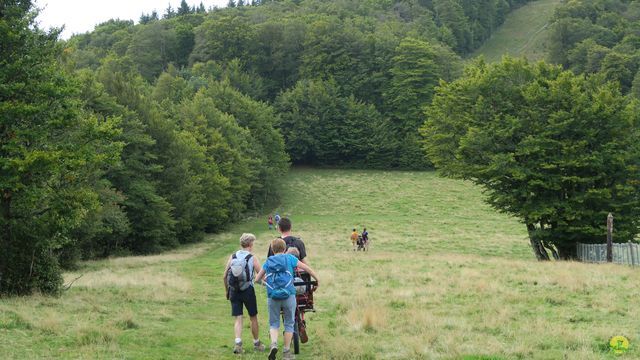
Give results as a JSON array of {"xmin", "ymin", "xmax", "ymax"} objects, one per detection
[{"xmin": 267, "ymin": 295, "xmax": 296, "ymax": 333}]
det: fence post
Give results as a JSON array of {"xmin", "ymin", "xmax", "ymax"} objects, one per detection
[
  {"xmin": 607, "ymin": 213, "xmax": 613, "ymax": 262},
  {"xmin": 630, "ymin": 241, "xmax": 636, "ymax": 266}
]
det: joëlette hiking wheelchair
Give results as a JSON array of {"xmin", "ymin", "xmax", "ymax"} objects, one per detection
[
  {"xmin": 356, "ymin": 235, "xmax": 369, "ymax": 251},
  {"xmin": 290, "ymin": 269, "xmax": 317, "ymax": 354}
]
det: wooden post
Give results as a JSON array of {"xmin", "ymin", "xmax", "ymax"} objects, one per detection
[
  {"xmin": 630, "ymin": 241, "xmax": 636, "ymax": 266},
  {"xmin": 607, "ymin": 213, "xmax": 613, "ymax": 263}
]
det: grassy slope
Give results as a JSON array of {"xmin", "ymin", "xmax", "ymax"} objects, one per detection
[
  {"xmin": 1, "ymin": 169, "xmax": 639, "ymax": 359},
  {"xmin": 471, "ymin": 0, "xmax": 562, "ymax": 63}
]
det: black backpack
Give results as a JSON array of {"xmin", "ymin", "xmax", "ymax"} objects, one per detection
[{"xmin": 227, "ymin": 253, "xmax": 254, "ymax": 292}]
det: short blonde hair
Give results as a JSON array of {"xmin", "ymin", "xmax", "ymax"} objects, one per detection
[
  {"xmin": 286, "ymin": 247, "xmax": 300, "ymax": 258},
  {"xmin": 240, "ymin": 233, "xmax": 256, "ymax": 248},
  {"xmin": 270, "ymin": 238, "xmax": 286, "ymax": 254}
]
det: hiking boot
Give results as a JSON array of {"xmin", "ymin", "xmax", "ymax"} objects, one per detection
[
  {"xmin": 233, "ymin": 342, "xmax": 243, "ymax": 354},
  {"xmin": 254, "ymin": 340, "xmax": 265, "ymax": 352},
  {"xmin": 283, "ymin": 348, "xmax": 295, "ymax": 360},
  {"xmin": 268, "ymin": 343, "xmax": 278, "ymax": 360}
]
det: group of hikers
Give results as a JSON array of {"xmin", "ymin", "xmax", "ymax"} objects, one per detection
[
  {"xmin": 350, "ymin": 227, "xmax": 369, "ymax": 251},
  {"xmin": 267, "ymin": 213, "xmax": 282, "ymax": 230},
  {"xmin": 223, "ymin": 217, "xmax": 319, "ymax": 360}
]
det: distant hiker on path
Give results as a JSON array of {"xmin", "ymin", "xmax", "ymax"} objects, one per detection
[
  {"xmin": 267, "ymin": 217, "xmax": 308, "ymax": 264},
  {"xmin": 350, "ymin": 228, "xmax": 359, "ymax": 251},
  {"xmin": 268, "ymin": 215, "xmax": 274, "ymax": 230},
  {"xmin": 255, "ymin": 238, "xmax": 319, "ymax": 360},
  {"xmin": 223, "ymin": 233, "xmax": 266, "ymax": 354},
  {"xmin": 361, "ymin": 227, "xmax": 369, "ymax": 250},
  {"xmin": 274, "ymin": 213, "xmax": 281, "ymax": 227}
]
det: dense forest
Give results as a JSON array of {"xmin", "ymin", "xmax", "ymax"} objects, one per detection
[
  {"xmin": 64, "ymin": 0, "xmax": 536, "ymax": 169},
  {"xmin": 547, "ymin": 0, "xmax": 640, "ymax": 95}
]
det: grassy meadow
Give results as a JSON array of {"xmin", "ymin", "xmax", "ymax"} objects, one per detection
[
  {"xmin": 1, "ymin": 168, "xmax": 639, "ymax": 359},
  {"xmin": 471, "ymin": 0, "xmax": 562, "ymax": 63}
]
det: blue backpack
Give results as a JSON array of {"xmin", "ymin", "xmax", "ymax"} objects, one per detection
[{"xmin": 264, "ymin": 255, "xmax": 294, "ymax": 300}]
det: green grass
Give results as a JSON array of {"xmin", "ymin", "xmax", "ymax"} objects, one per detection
[
  {"xmin": 1, "ymin": 168, "xmax": 639, "ymax": 359},
  {"xmin": 471, "ymin": 0, "xmax": 562, "ymax": 63}
]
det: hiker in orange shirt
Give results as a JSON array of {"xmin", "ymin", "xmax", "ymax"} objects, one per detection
[{"xmin": 350, "ymin": 228, "xmax": 359, "ymax": 251}]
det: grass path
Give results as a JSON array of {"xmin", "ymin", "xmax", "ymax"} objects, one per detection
[
  {"xmin": 2, "ymin": 169, "xmax": 639, "ymax": 359},
  {"xmin": 471, "ymin": 0, "xmax": 562, "ymax": 63}
]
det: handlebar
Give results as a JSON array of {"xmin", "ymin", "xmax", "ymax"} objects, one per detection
[{"xmin": 293, "ymin": 280, "xmax": 318, "ymax": 287}]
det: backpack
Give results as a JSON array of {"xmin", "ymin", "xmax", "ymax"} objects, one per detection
[
  {"xmin": 283, "ymin": 236, "xmax": 302, "ymax": 252},
  {"xmin": 264, "ymin": 255, "xmax": 294, "ymax": 300},
  {"xmin": 227, "ymin": 252, "xmax": 254, "ymax": 292}
]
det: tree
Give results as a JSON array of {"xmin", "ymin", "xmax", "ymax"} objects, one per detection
[
  {"xmin": 1, "ymin": 1, "xmax": 120, "ymax": 294},
  {"xmin": 632, "ymin": 70, "xmax": 640, "ymax": 99},
  {"xmin": 433, "ymin": 0, "xmax": 471, "ymax": 53},
  {"xmin": 178, "ymin": 0, "xmax": 192, "ymax": 16},
  {"xmin": 164, "ymin": 4, "xmax": 176, "ymax": 19},
  {"xmin": 190, "ymin": 15, "xmax": 254, "ymax": 65},
  {"xmin": 96, "ymin": 58, "xmax": 177, "ymax": 254},
  {"xmin": 382, "ymin": 37, "xmax": 461, "ymax": 169},
  {"xmin": 140, "ymin": 12, "xmax": 152, "ymax": 25},
  {"xmin": 126, "ymin": 21, "xmax": 178, "ymax": 81},
  {"xmin": 275, "ymin": 79, "xmax": 377, "ymax": 167},
  {"xmin": 422, "ymin": 58, "xmax": 640, "ymax": 260}
]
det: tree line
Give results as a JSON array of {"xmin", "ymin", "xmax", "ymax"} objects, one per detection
[
  {"xmin": 1, "ymin": 1, "xmax": 287, "ymax": 295},
  {"xmin": 65, "ymin": 0, "xmax": 534, "ymax": 169}
]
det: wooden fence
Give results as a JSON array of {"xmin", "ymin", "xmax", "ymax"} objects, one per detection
[{"xmin": 577, "ymin": 243, "xmax": 640, "ymax": 266}]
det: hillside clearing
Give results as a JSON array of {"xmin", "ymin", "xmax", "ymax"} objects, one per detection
[
  {"xmin": 471, "ymin": 0, "xmax": 562, "ymax": 63},
  {"xmin": 1, "ymin": 169, "xmax": 638, "ymax": 359}
]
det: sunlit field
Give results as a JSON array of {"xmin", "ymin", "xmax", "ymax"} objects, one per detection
[{"xmin": 1, "ymin": 169, "xmax": 638, "ymax": 359}]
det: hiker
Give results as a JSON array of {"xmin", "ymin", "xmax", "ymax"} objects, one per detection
[
  {"xmin": 223, "ymin": 233, "xmax": 266, "ymax": 354},
  {"xmin": 361, "ymin": 227, "xmax": 369, "ymax": 250},
  {"xmin": 274, "ymin": 212, "xmax": 281, "ymax": 227},
  {"xmin": 267, "ymin": 217, "xmax": 308, "ymax": 264},
  {"xmin": 268, "ymin": 215, "xmax": 274, "ymax": 230},
  {"xmin": 350, "ymin": 228, "xmax": 359, "ymax": 251},
  {"xmin": 255, "ymin": 238, "xmax": 320, "ymax": 360}
]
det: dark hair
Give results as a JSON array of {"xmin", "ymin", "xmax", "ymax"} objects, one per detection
[
  {"xmin": 278, "ymin": 217, "xmax": 292, "ymax": 232},
  {"xmin": 352, "ymin": 228, "xmax": 356, "ymax": 231}
]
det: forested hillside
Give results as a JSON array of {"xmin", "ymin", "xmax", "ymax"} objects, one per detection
[
  {"xmin": 65, "ymin": 0, "xmax": 535, "ymax": 169},
  {"xmin": 1, "ymin": 0, "xmax": 537, "ymax": 295},
  {"xmin": 547, "ymin": 0, "xmax": 640, "ymax": 95}
]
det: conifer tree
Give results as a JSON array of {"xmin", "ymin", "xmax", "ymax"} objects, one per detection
[
  {"xmin": 164, "ymin": 3, "xmax": 175, "ymax": 18},
  {"xmin": 178, "ymin": 0, "xmax": 191, "ymax": 16}
]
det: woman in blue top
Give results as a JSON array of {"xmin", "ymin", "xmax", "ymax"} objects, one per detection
[{"xmin": 255, "ymin": 238, "xmax": 319, "ymax": 360}]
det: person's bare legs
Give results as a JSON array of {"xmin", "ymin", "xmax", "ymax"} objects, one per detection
[
  {"xmin": 269, "ymin": 328, "xmax": 279, "ymax": 359},
  {"xmin": 249, "ymin": 315, "xmax": 259, "ymax": 340},
  {"xmin": 270, "ymin": 328, "xmax": 279, "ymax": 343},
  {"xmin": 233, "ymin": 316, "xmax": 244, "ymax": 353},
  {"xmin": 283, "ymin": 331, "xmax": 293, "ymax": 348},
  {"xmin": 234, "ymin": 316, "xmax": 243, "ymax": 339}
]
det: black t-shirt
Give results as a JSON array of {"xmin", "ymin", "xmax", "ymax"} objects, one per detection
[{"xmin": 267, "ymin": 235, "xmax": 307, "ymax": 261}]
